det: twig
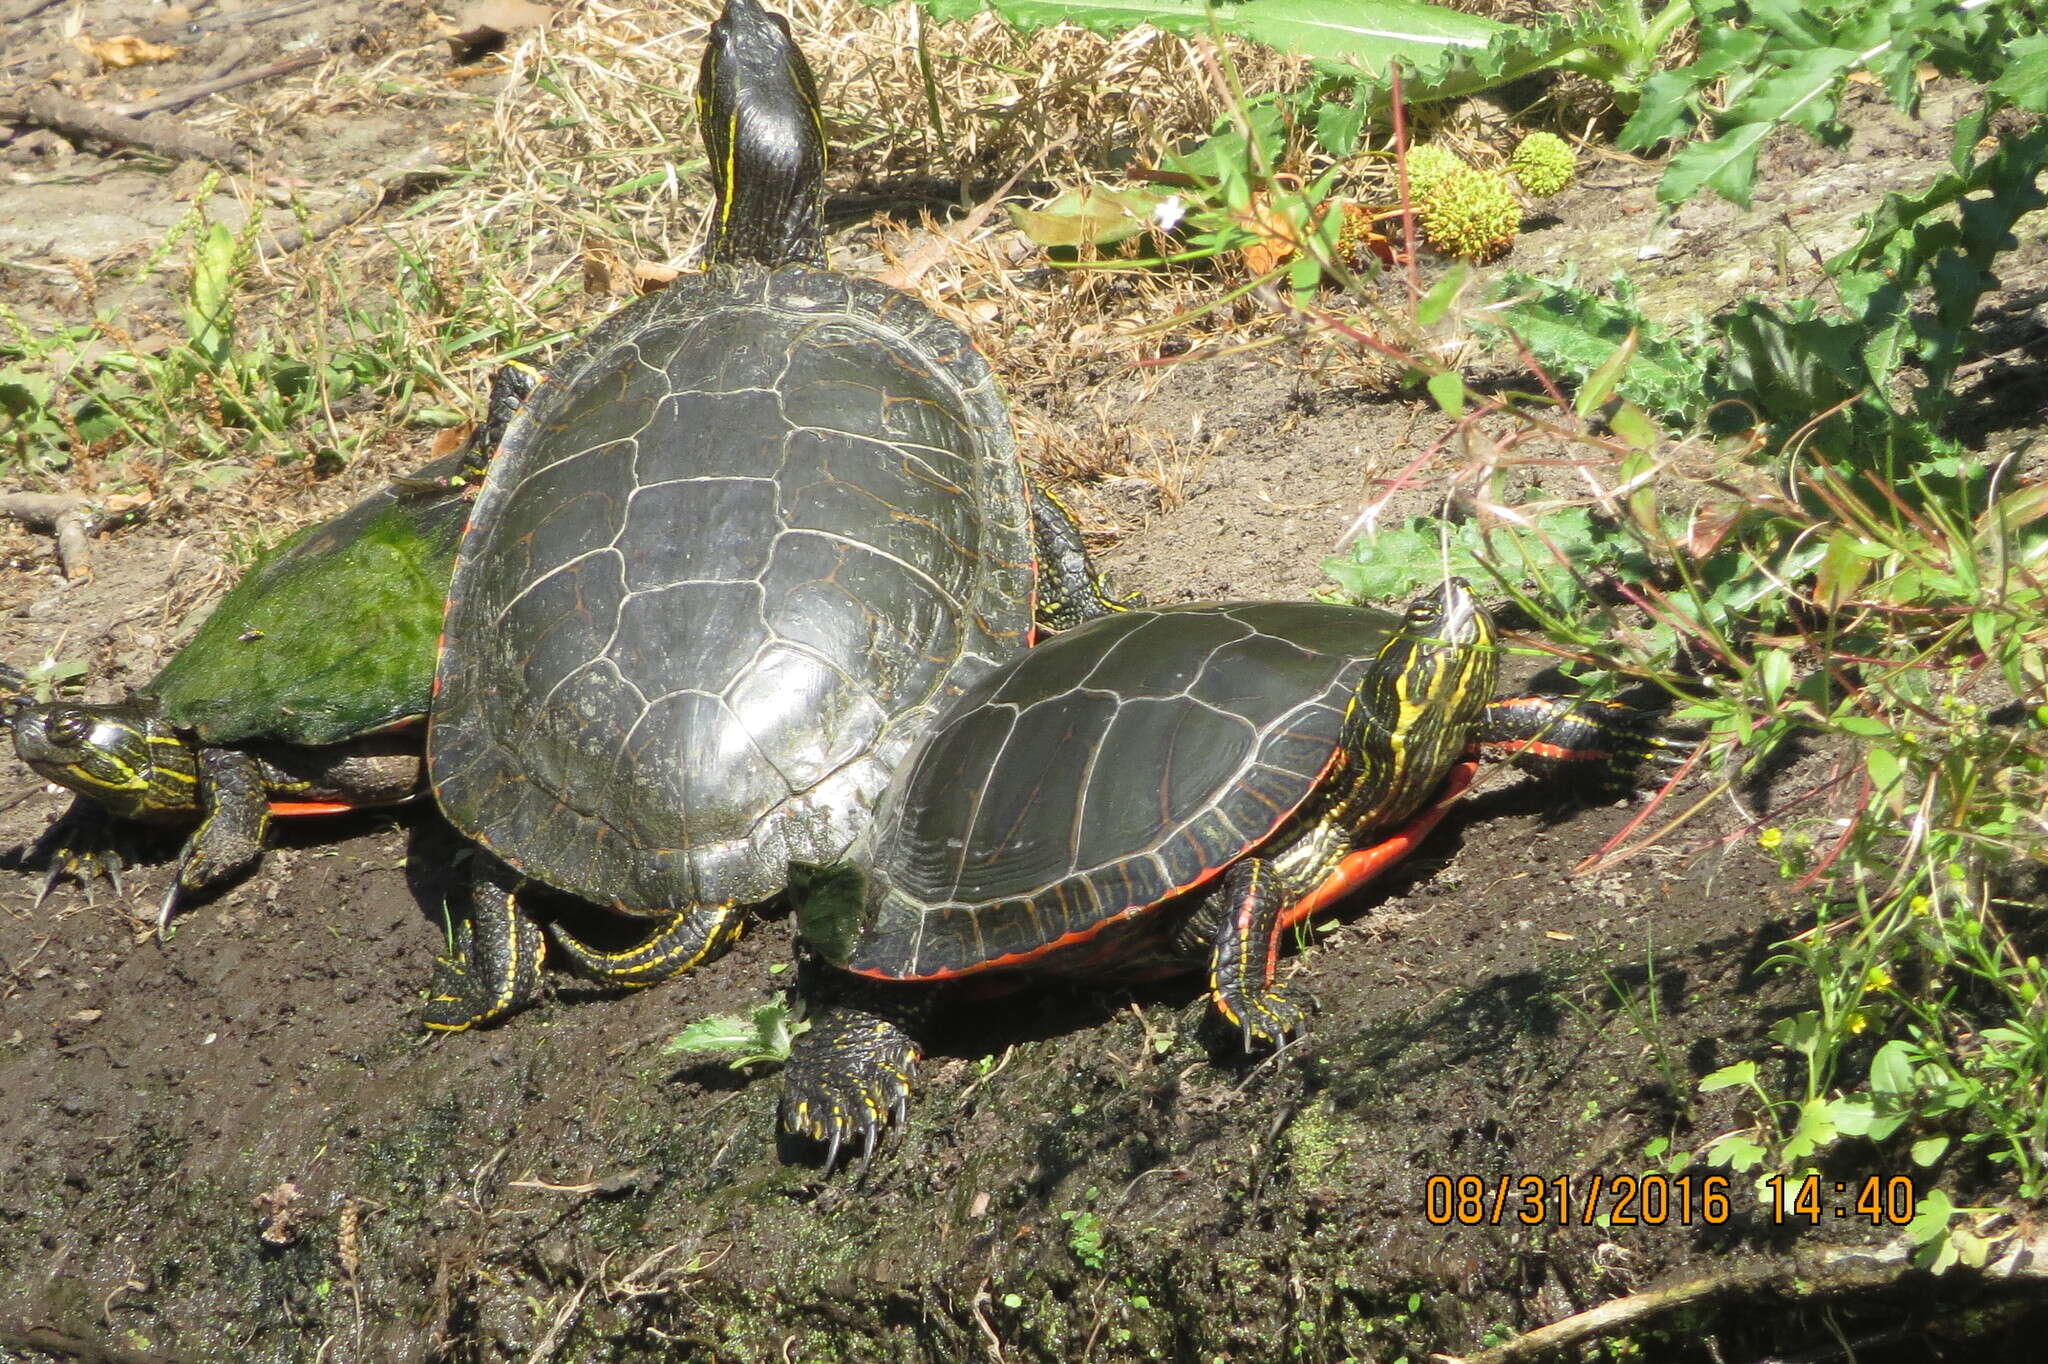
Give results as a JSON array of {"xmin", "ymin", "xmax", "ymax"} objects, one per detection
[
  {"xmin": 0, "ymin": 492, "xmax": 141, "ymax": 581},
  {"xmin": 527, "ymin": 1281, "xmax": 591, "ymax": 1364},
  {"xmin": 0, "ymin": 0, "xmax": 65, "ymax": 25},
  {"xmin": 258, "ymin": 147, "xmax": 450, "ymax": 259},
  {"xmin": 22, "ymin": 89, "xmax": 247, "ymax": 170},
  {"xmin": 1436, "ymin": 1227, "xmax": 2048, "ymax": 1364},
  {"xmin": 111, "ymin": 50, "xmax": 321, "ymax": 118},
  {"xmin": 182, "ymin": 0, "xmax": 321, "ymax": 34},
  {"xmin": 0, "ymin": 1319, "xmax": 193, "ymax": 1364}
]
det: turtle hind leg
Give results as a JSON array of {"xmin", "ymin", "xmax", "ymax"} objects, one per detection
[
  {"xmin": 780, "ymin": 974, "xmax": 929, "ymax": 1177},
  {"xmin": 1478, "ymin": 695, "xmax": 1685, "ymax": 786},
  {"xmin": 1195, "ymin": 858, "xmax": 1305, "ymax": 1053},
  {"xmin": 545, "ymin": 903, "xmax": 746, "ymax": 987},
  {"xmin": 1029, "ymin": 481, "xmax": 1140, "ymax": 632},
  {"xmin": 423, "ymin": 854, "xmax": 546, "ymax": 1031}
]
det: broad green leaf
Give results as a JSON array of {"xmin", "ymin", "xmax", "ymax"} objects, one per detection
[
  {"xmin": 1617, "ymin": 68, "xmax": 1700, "ymax": 152},
  {"xmin": 1781, "ymin": 1098, "xmax": 1838, "ymax": 1162},
  {"xmin": 1905, "ymin": 1187, "xmax": 1954, "ymax": 1246},
  {"xmin": 1313, "ymin": 96, "xmax": 1367, "ymax": 156},
  {"xmin": 1426, "ymin": 369, "xmax": 1466, "ymax": 416},
  {"xmin": 1573, "ymin": 324, "xmax": 1636, "ymax": 416},
  {"xmin": 1480, "ymin": 273, "xmax": 1707, "ymax": 422},
  {"xmin": 1009, "ymin": 184, "xmax": 1167, "ymax": 248},
  {"xmin": 1699, "ymin": 1060, "xmax": 1758, "ymax": 1092},
  {"xmin": 1609, "ymin": 401, "xmax": 1658, "ymax": 450},
  {"xmin": 1659, "ymin": 48, "xmax": 1857, "ymax": 207},
  {"xmin": 936, "ymin": 0, "xmax": 1217, "ymax": 35},
  {"xmin": 1415, "ymin": 264, "xmax": 1467, "ymax": 326},
  {"xmin": 1232, "ymin": 0, "xmax": 1507, "ymax": 74},
  {"xmin": 1911, "ymin": 1135, "xmax": 1951, "ymax": 1167},
  {"xmin": 1990, "ymin": 33, "xmax": 2048, "ymax": 113}
]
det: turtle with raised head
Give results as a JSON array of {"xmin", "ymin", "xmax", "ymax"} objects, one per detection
[
  {"xmin": 424, "ymin": 0, "xmax": 1121, "ymax": 1030},
  {"xmin": 782, "ymin": 581, "xmax": 1674, "ymax": 1168}
]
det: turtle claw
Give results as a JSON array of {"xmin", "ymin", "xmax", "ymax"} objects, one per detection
[
  {"xmin": 1219, "ymin": 984, "xmax": 1303, "ymax": 1053},
  {"xmin": 780, "ymin": 1004, "xmax": 920, "ymax": 1176}
]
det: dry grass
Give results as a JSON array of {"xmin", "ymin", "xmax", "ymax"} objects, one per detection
[{"xmin": 17, "ymin": 0, "xmax": 1583, "ymax": 545}]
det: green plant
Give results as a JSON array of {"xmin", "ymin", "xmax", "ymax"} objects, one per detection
[
  {"xmin": 662, "ymin": 995, "xmax": 809, "ymax": 1070},
  {"xmin": 1060, "ymin": 1186, "xmax": 1108, "ymax": 1269},
  {"xmin": 878, "ymin": 0, "xmax": 1691, "ymax": 124},
  {"xmin": 1416, "ymin": 166, "xmax": 1522, "ymax": 261},
  {"xmin": 1508, "ymin": 131, "xmax": 1575, "ymax": 196}
]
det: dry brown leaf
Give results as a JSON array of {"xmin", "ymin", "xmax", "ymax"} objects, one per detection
[
  {"xmin": 633, "ymin": 261, "xmax": 682, "ymax": 292},
  {"xmin": 447, "ymin": 0, "xmax": 554, "ymax": 61},
  {"xmin": 75, "ymin": 34, "xmax": 182, "ymax": 70},
  {"xmin": 252, "ymin": 1180, "xmax": 305, "ymax": 1247},
  {"xmin": 581, "ymin": 247, "xmax": 626, "ymax": 296},
  {"xmin": 1237, "ymin": 193, "xmax": 1295, "ymax": 276},
  {"xmin": 429, "ymin": 424, "xmax": 472, "ymax": 459}
]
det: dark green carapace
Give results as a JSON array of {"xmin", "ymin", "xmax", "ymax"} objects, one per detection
[{"xmin": 780, "ymin": 584, "xmax": 1677, "ymax": 1170}]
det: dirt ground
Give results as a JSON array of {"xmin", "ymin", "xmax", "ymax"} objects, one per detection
[{"xmin": 3, "ymin": 2, "xmax": 2047, "ymax": 1362}]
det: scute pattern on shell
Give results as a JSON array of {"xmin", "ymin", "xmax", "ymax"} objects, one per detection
[
  {"xmin": 430, "ymin": 265, "xmax": 1034, "ymax": 916},
  {"xmin": 838, "ymin": 601, "xmax": 1407, "ymax": 980}
]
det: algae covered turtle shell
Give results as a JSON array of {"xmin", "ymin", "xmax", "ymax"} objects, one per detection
[{"xmin": 147, "ymin": 449, "xmax": 473, "ymax": 746}]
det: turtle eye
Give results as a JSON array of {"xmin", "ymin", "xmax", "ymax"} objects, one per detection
[{"xmin": 45, "ymin": 708, "xmax": 93, "ymax": 746}]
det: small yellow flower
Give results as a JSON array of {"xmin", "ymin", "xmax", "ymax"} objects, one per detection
[
  {"xmin": 1846, "ymin": 1010, "xmax": 1871, "ymax": 1035},
  {"xmin": 1758, "ymin": 827, "xmax": 1784, "ymax": 851},
  {"xmin": 1910, "ymin": 895, "xmax": 1932, "ymax": 916},
  {"xmin": 1862, "ymin": 967, "xmax": 1894, "ymax": 993}
]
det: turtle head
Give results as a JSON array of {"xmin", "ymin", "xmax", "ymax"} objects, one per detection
[
  {"xmin": 5, "ymin": 699, "xmax": 200, "ymax": 823},
  {"xmin": 1365, "ymin": 577, "xmax": 1498, "ymax": 757},
  {"xmin": 699, "ymin": 0, "xmax": 828, "ymax": 270}
]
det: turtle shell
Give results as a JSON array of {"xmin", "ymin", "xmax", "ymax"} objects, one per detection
[
  {"xmin": 429, "ymin": 264, "xmax": 1035, "ymax": 917},
  {"xmin": 148, "ymin": 450, "xmax": 473, "ymax": 747},
  {"xmin": 803, "ymin": 600, "xmax": 1446, "ymax": 981}
]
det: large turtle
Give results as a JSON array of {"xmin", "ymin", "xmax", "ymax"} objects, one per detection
[
  {"xmin": 424, "ymin": 0, "xmax": 1118, "ymax": 1030},
  {"xmin": 0, "ymin": 365, "xmax": 532, "ymax": 925},
  {"xmin": 783, "ymin": 582, "xmax": 1672, "ymax": 1167}
]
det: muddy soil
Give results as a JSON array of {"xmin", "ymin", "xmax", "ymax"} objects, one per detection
[{"xmin": 3, "ymin": 4, "xmax": 2046, "ymax": 1361}]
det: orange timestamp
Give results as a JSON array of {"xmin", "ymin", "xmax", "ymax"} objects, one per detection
[{"xmin": 1423, "ymin": 1173, "xmax": 1733, "ymax": 1227}]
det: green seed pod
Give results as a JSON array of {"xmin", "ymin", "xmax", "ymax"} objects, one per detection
[
  {"xmin": 1509, "ymin": 131, "xmax": 1576, "ymax": 198},
  {"xmin": 1418, "ymin": 167, "xmax": 1522, "ymax": 262},
  {"xmin": 1403, "ymin": 143, "xmax": 1468, "ymax": 201}
]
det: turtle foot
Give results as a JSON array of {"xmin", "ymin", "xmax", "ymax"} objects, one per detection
[
  {"xmin": 780, "ymin": 1005, "xmax": 920, "ymax": 1176},
  {"xmin": 21, "ymin": 799, "xmax": 133, "ymax": 910},
  {"xmin": 421, "ymin": 907, "xmax": 546, "ymax": 1032},
  {"xmin": 1214, "ymin": 983, "xmax": 1304, "ymax": 1053}
]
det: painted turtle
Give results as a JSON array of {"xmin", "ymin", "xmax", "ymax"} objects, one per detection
[
  {"xmin": 424, "ymin": 0, "xmax": 1119, "ymax": 1031},
  {"xmin": 1, "ymin": 365, "xmax": 533, "ymax": 925},
  {"xmin": 783, "ymin": 582, "xmax": 1670, "ymax": 1166}
]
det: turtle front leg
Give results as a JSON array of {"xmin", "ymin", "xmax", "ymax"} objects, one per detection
[
  {"xmin": 1029, "ymin": 481, "xmax": 1139, "ymax": 632},
  {"xmin": 423, "ymin": 854, "xmax": 547, "ymax": 1031},
  {"xmin": 544, "ymin": 902, "xmax": 747, "ymax": 988},
  {"xmin": 780, "ymin": 978, "xmax": 928, "ymax": 1175},
  {"xmin": 1191, "ymin": 857, "xmax": 1303, "ymax": 1051},
  {"xmin": 26, "ymin": 798, "xmax": 130, "ymax": 908},
  {"xmin": 1479, "ymin": 695, "xmax": 1680, "ymax": 785},
  {"xmin": 162, "ymin": 746, "xmax": 270, "ymax": 930}
]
